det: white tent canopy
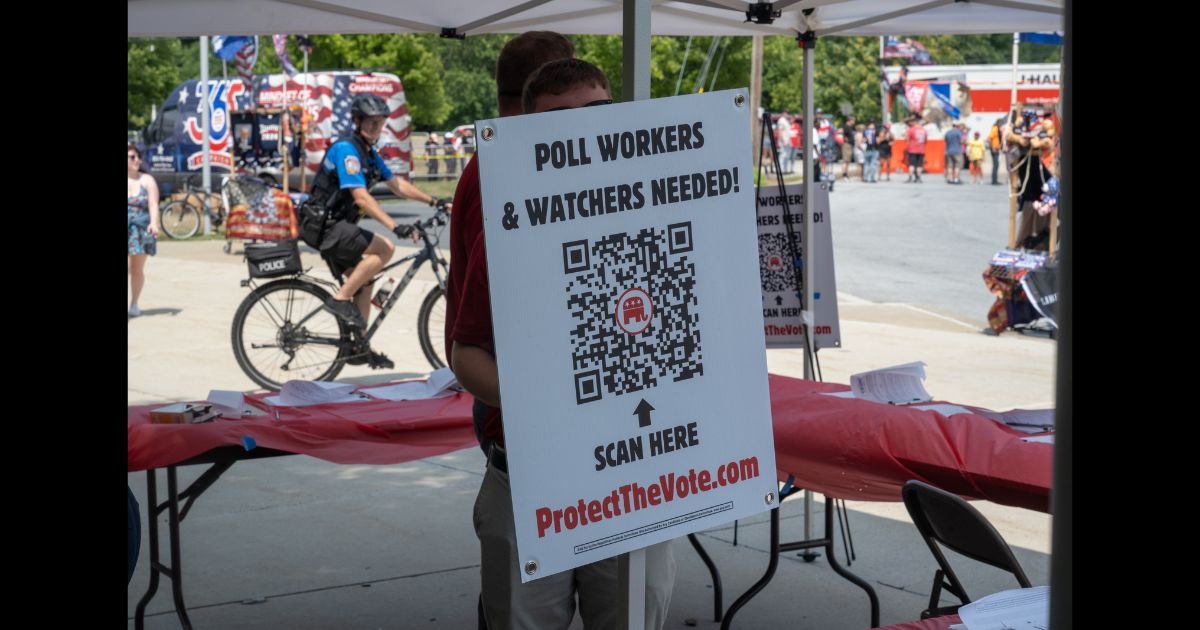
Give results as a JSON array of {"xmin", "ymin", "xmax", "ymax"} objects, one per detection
[{"xmin": 128, "ymin": 0, "xmax": 1063, "ymax": 38}]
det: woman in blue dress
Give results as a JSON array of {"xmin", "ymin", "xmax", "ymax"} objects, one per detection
[{"xmin": 127, "ymin": 143, "xmax": 160, "ymax": 317}]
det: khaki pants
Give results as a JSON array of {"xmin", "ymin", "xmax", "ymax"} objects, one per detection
[{"xmin": 474, "ymin": 456, "xmax": 676, "ymax": 630}]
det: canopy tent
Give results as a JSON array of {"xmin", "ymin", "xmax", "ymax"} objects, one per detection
[
  {"xmin": 129, "ymin": 0, "xmax": 1063, "ymax": 38},
  {"xmin": 128, "ymin": 2, "xmax": 1070, "ymax": 626}
]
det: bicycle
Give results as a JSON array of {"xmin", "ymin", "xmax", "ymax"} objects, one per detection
[
  {"xmin": 160, "ymin": 174, "xmax": 227, "ymax": 241},
  {"xmin": 230, "ymin": 207, "xmax": 450, "ymax": 391}
]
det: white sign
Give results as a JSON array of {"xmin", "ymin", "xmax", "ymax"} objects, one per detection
[
  {"xmin": 477, "ymin": 90, "xmax": 777, "ymax": 581},
  {"xmin": 756, "ymin": 184, "xmax": 841, "ymax": 349}
]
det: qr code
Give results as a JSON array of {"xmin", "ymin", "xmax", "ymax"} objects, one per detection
[
  {"xmin": 564, "ymin": 222, "xmax": 702, "ymax": 405},
  {"xmin": 758, "ymin": 232, "xmax": 802, "ymax": 294}
]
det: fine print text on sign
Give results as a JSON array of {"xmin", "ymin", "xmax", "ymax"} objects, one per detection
[
  {"xmin": 477, "ymin": 90, "xmax": 777, "ymax": 581},
  {"xmin": 756, "ymin": 184, "xmax": 841, "ymax": 349}
]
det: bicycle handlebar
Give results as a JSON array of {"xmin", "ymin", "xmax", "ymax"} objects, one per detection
[{"xmin": 393, "ymin": 205, "xmax": 450, "ymax": 240}]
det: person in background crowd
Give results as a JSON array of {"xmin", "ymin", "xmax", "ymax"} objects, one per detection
[
  {"xmin": 840, "ymin": 114, "xmax": 856, "ymax": 182},
  {"xmin": 988, "ymin": 116, "xmax": 1005, "ymax": 185},
  {"xmin": 905, "ymin": 116, "xmax": 927, "ymax": 183},
  {"xmin": 1006, "ymin": 108, "xmax": 1054, "ymax": 249},
  {"xmin": 853, "ymin": 123, "xmax": 867, "ymax": 182},
  {"xmin": 776, "ymin": 110, "xmax": 795, "ymax": 174},
  {"xmin": 443, "ymin": 132, "xmax": 460, "ymax": 176},
  {"xmin": 863, "ymin": 120, "xmax": 880, "ymax": 183},
  {"xmin": 128, "ymin": 143, "xmax": 160, "ymax": 318},
  {"xmin": 790, "ymin": 116, "xmax": 802, "ymax": 173},
  {"xmin": 425, "ymin": 133, "xmax": 440, "ymax": 177},
  {"xmin": 815, "ymin": 110, "xmax": 835, "ymax": 191},
  {"xmin": 877, "ymin": 123, "xmax": 893, "ymax": 181},
  {"xmin": 967, "ymin": 129, "xmax": 987, "ymax": 185},
  {"xmin": 943, "ymin": 121, "xmax": 963, "ymax": 184}
]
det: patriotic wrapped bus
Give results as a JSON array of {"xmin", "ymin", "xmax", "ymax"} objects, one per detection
[{"xmin": 137, "ymin": 71, "xmax": 411, "ymax": 194}]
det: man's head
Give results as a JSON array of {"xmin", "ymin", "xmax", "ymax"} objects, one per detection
[
  {"xmin": 496, "ymin": 31, "xmax": 576, "ymax": 117},
  {"xmin": 846, "ymin": 115, "xmax": 855, "ymax": 125},
  {"xmin": 523, "ymin": 58, "xmax": 611, "ymax": 114},
  {"xmin": 351, "ymin": 93, "xmax": 390, "ymax": 145}
]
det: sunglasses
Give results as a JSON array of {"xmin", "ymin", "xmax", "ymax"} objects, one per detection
[{"xmin": 545, "ymin": 98, "xmax": 613, "ymax": 113}]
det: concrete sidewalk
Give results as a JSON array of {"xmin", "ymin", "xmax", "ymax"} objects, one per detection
[{"xmin": 128, "ymin": 239, "xmax": 1056, "ymax": 629}]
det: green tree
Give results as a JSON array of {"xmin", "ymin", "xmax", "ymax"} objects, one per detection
[
  {"xmin": 428, "ymin": 34, "xmax": 510, "ymax": 129},
  {"xmin": 127, "ymin": 38, "xmax": 186, "ymax": 130}
]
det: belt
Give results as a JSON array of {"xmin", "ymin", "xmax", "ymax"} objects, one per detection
[{"xmin": 489, "ymin": 445, "xmax": 508, "ymax": 474}]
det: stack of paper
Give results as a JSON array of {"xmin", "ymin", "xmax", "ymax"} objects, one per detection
[
  {"xmin": 265, "ymin": 380, "xmax": 368, "ymax": 407},
  {"xmin": 849, "ymin": 361, "xmax": 933, "ymax": 405},
  {"xmin": 958, "ymin": 585, "xmax": 1049, "ymax": 629},
  {"xmin": 364, "ymin": 368, "xmax": 464, "ymax": 401}
]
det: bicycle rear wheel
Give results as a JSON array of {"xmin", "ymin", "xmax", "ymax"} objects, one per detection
[
  {"xmin": 417, "ymin": 285, "xmax": 447, "ymax": 370},
  {"xmin": 231, "ymin": 278, "xmax": 351, "ymax": 390},
  {"xmin": 160, "ymin": 200, "xmax": 201, "ymax": 240}
]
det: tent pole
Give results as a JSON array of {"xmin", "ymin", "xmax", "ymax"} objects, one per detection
[
  {"xmin": 618, "ymin": 10, "xmax": 650, "ymax": 628},
  {"xmin": 1008, "ymin": 33, "xmax": 1019, "ymax": 248},
  {"xmin": 200, "ymin": 36, "xmax": 212, "ymax": 235},
  {"xmin": 750, "ymin": 35, "xmax": 763, "ymax": 172},
  {"xmin": 801, "ymin": 33, "xmax": 817, "ymax": 543}
]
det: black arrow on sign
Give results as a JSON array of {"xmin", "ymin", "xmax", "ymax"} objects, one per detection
[
  {"xmin": 775, "ymin": 295, "xmax": 784, "ymax": 306},
  {"xmin": 634, "ymin": 399, "xmax": 655, "ymax": 427}
]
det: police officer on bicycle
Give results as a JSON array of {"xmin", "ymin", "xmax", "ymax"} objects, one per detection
[{"xmin": 299, "ymin": 93, "xmax": 449, "ymax": 367}]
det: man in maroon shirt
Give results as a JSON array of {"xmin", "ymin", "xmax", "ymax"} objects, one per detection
[
  {"xmin": 445, "ymin": 36, "xmax": 676, "ymax": 630},
  {"xmin": 905, "ymin": 116, "xmax": 928, "ymax": 183}
]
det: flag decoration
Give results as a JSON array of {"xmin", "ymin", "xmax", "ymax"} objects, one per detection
[
  {"xmin": 1019, "ymin": 32, "xmax": 1063, "ymax": 46},
  {"xmin": 233, "ymin": 36, "xmax": 259, "ymax": 81},
  {"xmin": 272, "ymin": 34, "xmax": 299, "ymax": 76}
]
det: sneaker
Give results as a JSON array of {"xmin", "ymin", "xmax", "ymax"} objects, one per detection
[
  {"xmin": 323, "ymin": 298, "xmax": 366, "ymax": 332},
  {"xmin": 346, "ymin": 349, "xmax": 393, "ymax": 368},
  {"xmin": 367, "ymin": 350, "xmax": 394, "ymax": 369},
  {"xmin": 129, "ymin": 304, "xmax": 141, "ymax": 317}
]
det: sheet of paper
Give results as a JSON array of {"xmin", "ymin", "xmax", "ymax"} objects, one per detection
[
  {"xmin": 364, "ymin": 368, "xmax": 463, "ymax": 401},
  {"xmin": 1022, "ymin": 435, "xmax": 1054, "ymax": 444},
  {"xmin": 850, "ymin": 361, "xmax": 932, "ymax": 405},
  {"xmin": 820, "ymin": 390, "xmax": 857, "ymax": 399},
  {"xmin": 913, "ymin": 403, "xmax": 973, "ymax": 416},
  {"xmin": 264, "ymin": 380, "xmax": 367, "ymax": 407},
  {"xmin": 426, "ymin": 367, "xmax": 461, "ymax": 394},
  {"xmin": 974, "ymin": 408, "xmax": 1054, "ymax": 433},
  {"xmin": 206, "ymin": 390, "xmax": 267, "ymax": 416},
  {"xmin": 958, "ymin": 585, "xmax": 1049, "ymax": 629}
]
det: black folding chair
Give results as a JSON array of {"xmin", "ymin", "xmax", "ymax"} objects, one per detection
[{"xmin": 901, "ymin": 480, "xmax": 1032, "ymax": 619}]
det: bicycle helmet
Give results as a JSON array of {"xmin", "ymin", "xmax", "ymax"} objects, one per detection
[{"xmin": 351, "ymin": 93, "xmax": 390, "ymax": 121}]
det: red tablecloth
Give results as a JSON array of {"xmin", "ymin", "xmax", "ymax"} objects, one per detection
[
  {"xmin": 127, "ymin": 389, "xmax": 477, "ymax": 472},
  {"xmin": 129, "ymin": 375, "xmax": 1053, "ymax": 515},
  {"xmin": 878, "ymin": 614, "xmax": 961, "ymax": 630},
  {"xmin": 768, "ymin": 374, "xmax": 1052, "ymax": 513}
]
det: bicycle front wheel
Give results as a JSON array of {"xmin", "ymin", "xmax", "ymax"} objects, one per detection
[
  {"xmin": 417, "ymin": 285, "xmax": 447, "ymax": 370},
  {"xmin": 160, "ymin": 200, "xmax": 201, "ymax": 240},
  {"xmin": 231, "ymin": 279, "xmax": 351, "ymax": 390}
]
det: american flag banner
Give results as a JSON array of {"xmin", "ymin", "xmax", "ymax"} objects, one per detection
[{"xmin": 233, "ymin": 36, "xmax": 259, "ymax": 81}]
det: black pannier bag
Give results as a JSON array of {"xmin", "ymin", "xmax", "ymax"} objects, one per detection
[{"xmin": 245, "ymin": 239, "xmax": 302, "ymax": 278}]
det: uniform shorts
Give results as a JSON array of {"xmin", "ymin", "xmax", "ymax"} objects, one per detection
[
  {"xmin": 319, "ymin": 220, "xmax": 374, "ymax": 277},
  {"xmin": 908, "ymin": 153, "xmax": 925, "ymax": 168}
]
